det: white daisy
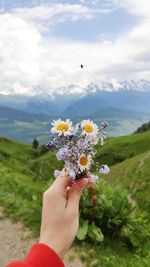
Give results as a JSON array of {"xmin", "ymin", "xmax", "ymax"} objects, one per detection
[
  {"xmin": 81, "ymin": 120, "xmax": 98, "ymax": 136},
  {"xmin": 51, "ymin": 119, "xmax": 73, "ymax": 136},
  {"xmin": 78, "ymin": 154, "xmax": 92, "ymax": 172}
]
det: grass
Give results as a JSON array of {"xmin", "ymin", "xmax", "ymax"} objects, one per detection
[
  {"xmin": 0, "ymin": 132, "xmax": 150, "ymax": 266},
  {"xmin": 76, "ymin": 240, "xmax": 150, "ymax": 267},
  {"xmin": 96, "ymin": 130, "xmax": 150, "ymax": 166},
  {"xmin": 106, "ymin": 151, "xmax": 150, "ymax": 216},
  {"xmin": 0, "ymin": 137, "xmax": 60, "ymax": 232}
]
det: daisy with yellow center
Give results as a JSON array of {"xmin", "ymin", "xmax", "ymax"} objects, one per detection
[
  {"xmin": 51, "ymin": 119, "xmax": 73, "ymax": 136},
  {"xmin": 81, "ymin": 120, "xmax": 98, "ymax": 135},
  {"xmin": 78, "ymin": 154, "xmax": 92, "ymax": 171}
]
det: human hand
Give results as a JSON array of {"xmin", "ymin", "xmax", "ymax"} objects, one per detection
[{"xmin": 39, "ymin": 169, "xmax": 89, "ymax": 258}]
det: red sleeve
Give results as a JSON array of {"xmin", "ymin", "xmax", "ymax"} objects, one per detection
[{"xmin": 6, "ymin": 243, "xmax": 65, "ymax": 267}]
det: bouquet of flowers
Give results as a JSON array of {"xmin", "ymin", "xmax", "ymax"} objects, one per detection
[{"xmin": 45, "ymin": 119, "xmax": 110, "ymax": 183}]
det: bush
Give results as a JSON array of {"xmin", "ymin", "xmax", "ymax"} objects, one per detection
[
  {"xmin": 32, "ymin": 138, "xmax": 39, "ymax": 149},
  {"xmin": 77, "ymin": 180, "xmax": 150, "ymax": 253},
  {"xmin": 121, "ymin": 211, "xmax": 150, "ymax": 254},
  {"xmin": 36, "ymin": 144, "xmax": 47, "ymax": 156},
  {"xmin": 134, "ymin": 121, "xmax": 150, "ymax": 134},
  {"xmin": 96, "ymin": 151, "xmax": 135, "ymax": 166}
]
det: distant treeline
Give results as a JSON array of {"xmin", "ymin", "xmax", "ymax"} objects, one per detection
[{"xmin": 134, "ymin": 121, "xmax": 150, "ymax": 134}]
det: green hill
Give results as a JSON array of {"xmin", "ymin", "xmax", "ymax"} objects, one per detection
[
  {"xmin": 0, "ymin": 106, "xmax": 50, "ymax": 123},
  {"xmin": 96, "ymin": 130, "xmax": 150, "ymax": 166},
  {"xmin": 0, "ymin": 133, "xmax": 150, "ymax": 267},
  {"xmin": 106, "ymin": 150, "xmax": 150, "ymax": 216},
  {"xmin": 0, "ymin": 106, "xmax": 52, "ymax": 144},
  {"xmin": 0, "ymin": 137, "xmax": 61, "ymax": 231}
]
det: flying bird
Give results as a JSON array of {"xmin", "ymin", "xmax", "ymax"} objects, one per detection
[{"xmin": 79, "ymin": 64, "xmax": 86, "ymax": 69}]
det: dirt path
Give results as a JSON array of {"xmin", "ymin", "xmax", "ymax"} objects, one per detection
[
  {"xmin": 138, "ymin": 151, "xmax": 150, "ymax": 168},
  {"xmin": 0, "ymin": 207, "xmax": 85, "ymax": 267}
]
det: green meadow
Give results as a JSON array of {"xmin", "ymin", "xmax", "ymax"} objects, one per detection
[{"xmin": 0, "ymin": 130, "xmax": 150, "ymax": 267}]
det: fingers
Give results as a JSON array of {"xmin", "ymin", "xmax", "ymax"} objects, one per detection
[
  {"xmin": 67, "ymin": 178, "xmax": 89, "ymax": 211},
  {"xmin": 53, "ymin": 168, "xmax": 72, "ymax": 192}
]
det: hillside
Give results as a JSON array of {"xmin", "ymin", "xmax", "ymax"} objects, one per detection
[
  {"xmin": 88, "ymin": 107, "xmax": 150, "ymax": 120},
  {"xmin": 62, "ymin": 90, "xmax": 150, "ymax": 117},
  {"xmin": 1, "ymin": 131, "xmax": 150, "ymax": 226},
  {"xmin": 88, "ymin": 108, "xmax": 150, "ymax": 136},
  {"xmin": 106, "ymin": 150, "xmax": 150, "ymax": 215},
  {"xmin": 96, "ymin": 130, "xmax": 150, "ymax": 166},
  {"xmin": 0, "ymin": 106, "xmax": 52, "ymax": 144},
  {"xmin": 0, "ymin": 137, "xmax": 62, "ymax": 231},
  {"xmin": 0, "ymin": 104, "xmax": 150, "ymax": 143},
  {"xmin": 134, "ymin": 121, "xmax": 150, "ymax": 134},
  {"xmin": 0, "ymin": 106, "xmax": 50, "ymax": 123},
  {"xmin": 0, "ymin": 133, "xmax": 150, "ymax": 267},
  {"xmin": 0, "ymin": 95, "xmax": 61, "ymax": 116}
]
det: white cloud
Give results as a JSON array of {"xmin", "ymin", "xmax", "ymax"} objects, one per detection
[
  {"xmin": 120, "ymin": 0, "xmax": 150, "ymax": 18},
  {"xmin": 0, "ymin": 13, "xmax": 42, "ymax": 95},
  {"xmin": 12, "ymin": 3, "xmax": 112, "ymax": 33},
  {"xmin": 0, "ymin": 2, "xmax": 150, "ymax": 96},
  {"xmin": 80, "ymin": 0, "xmax": 118, "ymax": 8}
]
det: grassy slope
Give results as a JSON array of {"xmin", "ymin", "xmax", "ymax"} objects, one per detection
[
  {"xmin": 0, "ymin": 137, "xmax": 62, "ymax": 232},
  {"xmin": 0, "ymin": 133, "xmax": 150, "ymax": 266},
  {"xmin": 85, "ymin": 132, "xmax": 150, "ymax": 267},
  {"xmin": 96, "ymin": 130, "xmax": 150, "ymax": 166},
  {"xmin": 106, "ymin": 150, "xmax": 150, "ymax": 216}
]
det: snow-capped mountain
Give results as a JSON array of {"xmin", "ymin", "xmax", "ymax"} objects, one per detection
[
  {"xmin": 0, "ymin": 80, "xmax": 150, "ymax": 116},
  {"xmin": 1, "ymin": 80, "xmax": 150, "ymax": 97},
  {"xmin": 54, "ymin": 80, "xmax": 150, "ymax": 97},
  {"xmin": 0, "ymin": 80, "xmax": 150, "ymax": 142},
  {"xmin": 62, "ymin": 80, "xmax": 150, "ymax": 117}
]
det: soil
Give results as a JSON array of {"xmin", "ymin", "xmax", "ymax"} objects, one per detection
[{"xmin": 0, "ymin": 207, "xmax": 85, "ymax": 267}]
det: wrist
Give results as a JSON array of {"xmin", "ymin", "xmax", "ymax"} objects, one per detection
[{"xmin": 39, "ymin": 237, "xmax": 65, "ymax": 258}]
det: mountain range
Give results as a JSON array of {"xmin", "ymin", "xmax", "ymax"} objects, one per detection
[
  {"xmin": 0, "ymin": 106, "xmax": 50, "ymax": 123},
  {"xmin": 0, "ymin": 105, "xmax": 149, "ymax": 143},
  {"xmin": 0, "ymin": 80, "xmax": 150, "ymax": 117},
  {"xmin": 0, "ymin": 80, "xmax": 150, "ymax": 142}
]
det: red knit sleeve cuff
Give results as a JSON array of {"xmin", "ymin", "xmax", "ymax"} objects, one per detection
[
  {"xmin": 6, "ymin": 263, "xmax": 30, "ymax": 267},
  {"xmin": 6, "ymin": 243, "xmax": 65, "ymax": 267},
  {"xmin": 24, "ymin": 243, "xmax": 65, "ymax": 267}
]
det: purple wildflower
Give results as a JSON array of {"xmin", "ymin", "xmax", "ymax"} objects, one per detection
[
  {"xmin": 89, "ymin": 174, "xmax": 99, "ymax": 184},
  {"xmin": 69, "ymin": 169, "xmax": 76, "ymax": 180},
  {"xmin": 99, "ymin": 165, "xmax": 110, "ymax": 174},
  {"xmin": 56, "ymin": 147, "xmax": 69, "ymax": 161},
  {"xmin": 54, "ymin": 170, "xmax": 61, "ymax": 178}
]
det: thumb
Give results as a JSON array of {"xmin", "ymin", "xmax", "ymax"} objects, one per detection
[
  {"xmin": 68, "ymin": 178, "xmax": 89, "ymax": 211},
  {"xmin": 53, "ymin": 168, "xmax": 71, "ymax": 192}
]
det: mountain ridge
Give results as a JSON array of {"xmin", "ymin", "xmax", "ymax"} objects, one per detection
[
  {"xmin": 0, "ymin": 106, "xmax": 50, "ymax": 123},
  {"xmin": 62, "ymin": 90, "xmax": 150, "ymax": 117},
  {"xmin": 0, "ymin": 105, "xmax": 150, "ymax": 143},
  {"xmin": 1, "ymin": 79, "xmax": 150, "ymax": 97},
  {"xmin": 0, "ymin": 80, "xmax": 150, "ymax": 116},
  {"xmin": 88, "ymin": 107, "xmax": 150, "ymax": 120}
]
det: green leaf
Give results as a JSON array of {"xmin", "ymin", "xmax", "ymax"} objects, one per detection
[
  {"xmin": 77, "ymin": 220, "xmax": 89, "ymax": 240},
  {"xmin": 88, "ymin": 222, "xmax": 104, "ymax": 242}
]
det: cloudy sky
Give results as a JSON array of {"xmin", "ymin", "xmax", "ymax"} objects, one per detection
[{"xmin": 0, "ymin": 0, "xmax": 150, "ymax": 95}]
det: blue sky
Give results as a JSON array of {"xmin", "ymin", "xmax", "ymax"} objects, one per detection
[
  {"xmin": 0, "ymin": 0, "xmax": 139, "ymax": 41},
  {"xmin": 54, "ymin": 7, "xmax": 139, "ymax": 42},
  {"xmin": 0, "ymin": 0, "xmax": 150, "ymax": 95}
]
